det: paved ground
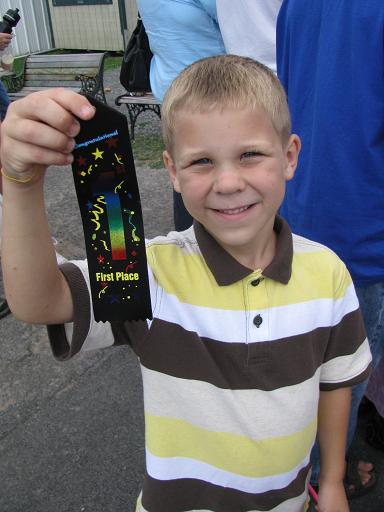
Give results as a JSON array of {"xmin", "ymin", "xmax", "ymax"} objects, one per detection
[{"xmin": 0, "ymin": 68, "xmax": 383, "ymax": 511}]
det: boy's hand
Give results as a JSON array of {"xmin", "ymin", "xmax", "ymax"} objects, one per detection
[
  {"xmin": 0, "ymin": 89, "xmax": 95, "ymax": 182},
  {"xmin": 317, "ymin": 480, "xmax": 349, "ymax": 512}
]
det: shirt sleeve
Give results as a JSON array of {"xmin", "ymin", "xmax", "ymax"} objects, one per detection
[
  {"xmin": 47, "ymin": 261, "xmax": 115, "ymax": 361},
  {"xmin": 47, "ymin": 259, "xmax": 154, "ymax": 361},
  {"xmin": 319, "ymin": 262, "xmax": 372, "ymax": 390}
]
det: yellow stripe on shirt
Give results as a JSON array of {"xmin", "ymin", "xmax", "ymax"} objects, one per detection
[{"xmin": 146, "ymin": 414, "xmax": 316, "ymax": 478}]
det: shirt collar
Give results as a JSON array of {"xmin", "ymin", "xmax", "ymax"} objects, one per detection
[{"xmin": 194, "ymin": 216, "xmax": 293, "ymax": 286}]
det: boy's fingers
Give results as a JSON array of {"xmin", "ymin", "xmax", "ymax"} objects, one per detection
[
  {"xmin": 1, "ymin": 138, "xmax": 73, "ymax": 175},
  {"xmin": 0, "ymin": 89, "xmax": 94, "ymax": 177},
  {"xmin": 4, "ymin": 118, "xmax": 75, "ymax": 154},
  {"xmin": 45, "ymin": 88, "xmax": 96, "ymax": 122},
  {"xmin": 5, "ymin": 89, "xmax": 95, "ymax": 137}
]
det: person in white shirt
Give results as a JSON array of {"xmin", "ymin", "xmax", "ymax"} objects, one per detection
[{"xmin": 216, "ymin": 0, "xmax": 283, "ymax": 74}]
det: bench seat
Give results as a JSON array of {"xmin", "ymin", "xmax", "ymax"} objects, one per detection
[{"xmin": 2, "ymin": 52, "xmax": 107, "ymax": 103}]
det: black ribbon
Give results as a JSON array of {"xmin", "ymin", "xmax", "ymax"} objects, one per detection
[{"xmin": 71, "ymin": 96, "xmax": 152, "ymax": 322}]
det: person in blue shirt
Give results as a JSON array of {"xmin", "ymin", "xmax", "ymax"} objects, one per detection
[
  {"xmin": 0, "ymin": 31, "xmax": 12, "ymax": 120},
  {"xmin": 136, "ymin": 0, "xmax": 225, "ymax": 231},
  {"xmin": 277, "ymin": 0, "xmax": 383, "ymax": 499}
]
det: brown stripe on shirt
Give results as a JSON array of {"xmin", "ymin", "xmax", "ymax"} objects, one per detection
[
  {"xmin": 141, "ymin": 463, "xmax": 310, "ymax": 512},
  {"xmin": 130, "ymin": 311, "xmax": 365, "ymax": 391}
]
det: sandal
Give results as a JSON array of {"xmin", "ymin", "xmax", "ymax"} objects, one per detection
[
  {"xmin": 0, "ymin": 298, "xmax": 10, "ymax": 319},
  {"xmin": 366, "ymin": 409, "xmax": 384, "ymax": 451},
  {"xmin": 344, "ymin": 458, "xmax": 377, "ymax": 499}
]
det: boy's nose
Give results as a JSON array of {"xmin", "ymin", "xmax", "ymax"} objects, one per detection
[{"xmin": 212, "ymin": 166, "xmax": 245, "ymax": 194}]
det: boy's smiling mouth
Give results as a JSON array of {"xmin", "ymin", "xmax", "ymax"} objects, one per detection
[
  {"xmin": 212, "ymin": 203, "xmax": 257, "ymax": 216},
  {"xmin": 217, "ymin": 205, "xmax": 251, "ymax": 215}
]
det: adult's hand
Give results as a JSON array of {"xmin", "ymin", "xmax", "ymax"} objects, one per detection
[{"xmin": 0, "ymin": 32, "xmax": 12, "ymax": 51}]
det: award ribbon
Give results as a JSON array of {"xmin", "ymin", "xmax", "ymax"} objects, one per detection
[{"xmin": 71, "ymin": 96, "xmax": 152, "ymax": 322}]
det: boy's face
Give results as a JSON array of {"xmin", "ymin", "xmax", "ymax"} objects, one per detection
[{"xmin": 164, "ymin": 106, "xmax": 300, "ymax": 266}]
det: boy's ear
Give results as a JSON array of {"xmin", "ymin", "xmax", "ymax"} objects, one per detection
[
  {"xmin": 163, "ymin": 150, "xmax": 181, "ymax": 192},
  {"xmin": 284, "ymin": 134, "xmax": 301, "ymax": 181}
]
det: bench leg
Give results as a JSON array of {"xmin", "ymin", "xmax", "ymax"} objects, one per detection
[
  {"xmin": 126, "ymin": 104, "xmax": 139, "ymax": 140},
  {"xmin": 124, "ymin": 103, "xmax": 161, "ymax": 140}
]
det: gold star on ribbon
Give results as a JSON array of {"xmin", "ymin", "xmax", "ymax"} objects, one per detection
[{"xmin": 92, "ymin": 148, "xmax": 104, "ymax": 160}]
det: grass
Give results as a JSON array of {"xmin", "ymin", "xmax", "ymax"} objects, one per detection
[
  {"xmin": 131, "ymin": 133, "xmax": 165, "ymax": 169},
  {"xmin": 104, "ymin": 54, "xmax": 123, "ymax": 71}
]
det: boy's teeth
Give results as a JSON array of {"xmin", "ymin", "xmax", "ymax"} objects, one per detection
[{"xmin": 219, "ymin": 205, "xmax": 248, "ymax": 214}]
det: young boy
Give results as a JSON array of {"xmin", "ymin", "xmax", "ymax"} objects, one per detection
[{"xmin": 0, "ymin": 55, "xmax": 371, "ymax": 512}]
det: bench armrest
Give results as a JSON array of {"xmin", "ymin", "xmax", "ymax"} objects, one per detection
[
  {"xmin": 75, "ymin": 73, "xmax": 106, "ymax": 103},
  {"xmin": 1, "ymin": 71, "xmax": 24, "ymax": 93}
]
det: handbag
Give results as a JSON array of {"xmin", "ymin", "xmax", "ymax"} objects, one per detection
[{"xmin": 120, "ymin": 15, "xmax": 152, "ymax": 93}]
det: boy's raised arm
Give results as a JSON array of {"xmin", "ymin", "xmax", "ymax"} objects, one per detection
[{"xmin": 0, "ymin": 89, "xmax": 95, "ymax": 325}]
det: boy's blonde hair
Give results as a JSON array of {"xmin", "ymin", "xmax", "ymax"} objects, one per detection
[{"xmin": 161, "ymin": 55, "xmax": 292, "ymax": 153}]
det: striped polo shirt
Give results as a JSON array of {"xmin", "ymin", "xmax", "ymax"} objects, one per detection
[{"xmin": 49, "ymin": 217, "xmax": 371, "ymax": 512}]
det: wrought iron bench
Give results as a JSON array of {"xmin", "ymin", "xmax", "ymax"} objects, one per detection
[
  {"xmin": 115, "ymin": 93, "xmax": 161, "ymax": 139},
  {"xmin": 2, "ymin": 52, "xmax": 107, "ymax": 103}
]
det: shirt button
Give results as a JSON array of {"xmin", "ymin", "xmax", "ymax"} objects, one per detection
[
  {"xmin": 253, "ymin": 314, "xmax": 263, "ymax": 328},
  {"xmin": 251, "ymin": 278, "xmax": 261, "ymax": 286}
]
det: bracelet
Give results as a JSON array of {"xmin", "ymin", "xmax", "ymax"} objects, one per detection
[{"xmin": 1, "ymin": 167, "xmax": 38, "ymax": 184}]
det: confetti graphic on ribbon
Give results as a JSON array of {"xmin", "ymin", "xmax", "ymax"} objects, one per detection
[{"xmin": 71, "ymin": 96, "xmax": 152, "ymax": 322}]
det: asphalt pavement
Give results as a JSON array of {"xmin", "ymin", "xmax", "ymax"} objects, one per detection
[{"xmin": 0, "ymin": 68, "xmax": 383, "ymax": 511}]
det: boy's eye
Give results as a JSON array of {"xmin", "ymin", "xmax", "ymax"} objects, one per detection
[
  {"xmin": 190, "ymin": 157, "xmax": 211, "ymax": 166},
  {"xmin": 241, "ymin": 151, "xmax": 262, "ymax": 160}
]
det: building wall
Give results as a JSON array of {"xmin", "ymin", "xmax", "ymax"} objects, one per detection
[
  {"xmin": 48, "ymin": 0, "xmax": 138, "ymax": 51},
  {"xmin": 0, "ymin": 0, "xmax": 53, "ymax": 57},
  {"xmin": 124, "ymin": 0, "xmax": 138, "ymax": 42},
  {"xmin": 0, "ymin": 0, "xmax": 138, "ymax": 55}
]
